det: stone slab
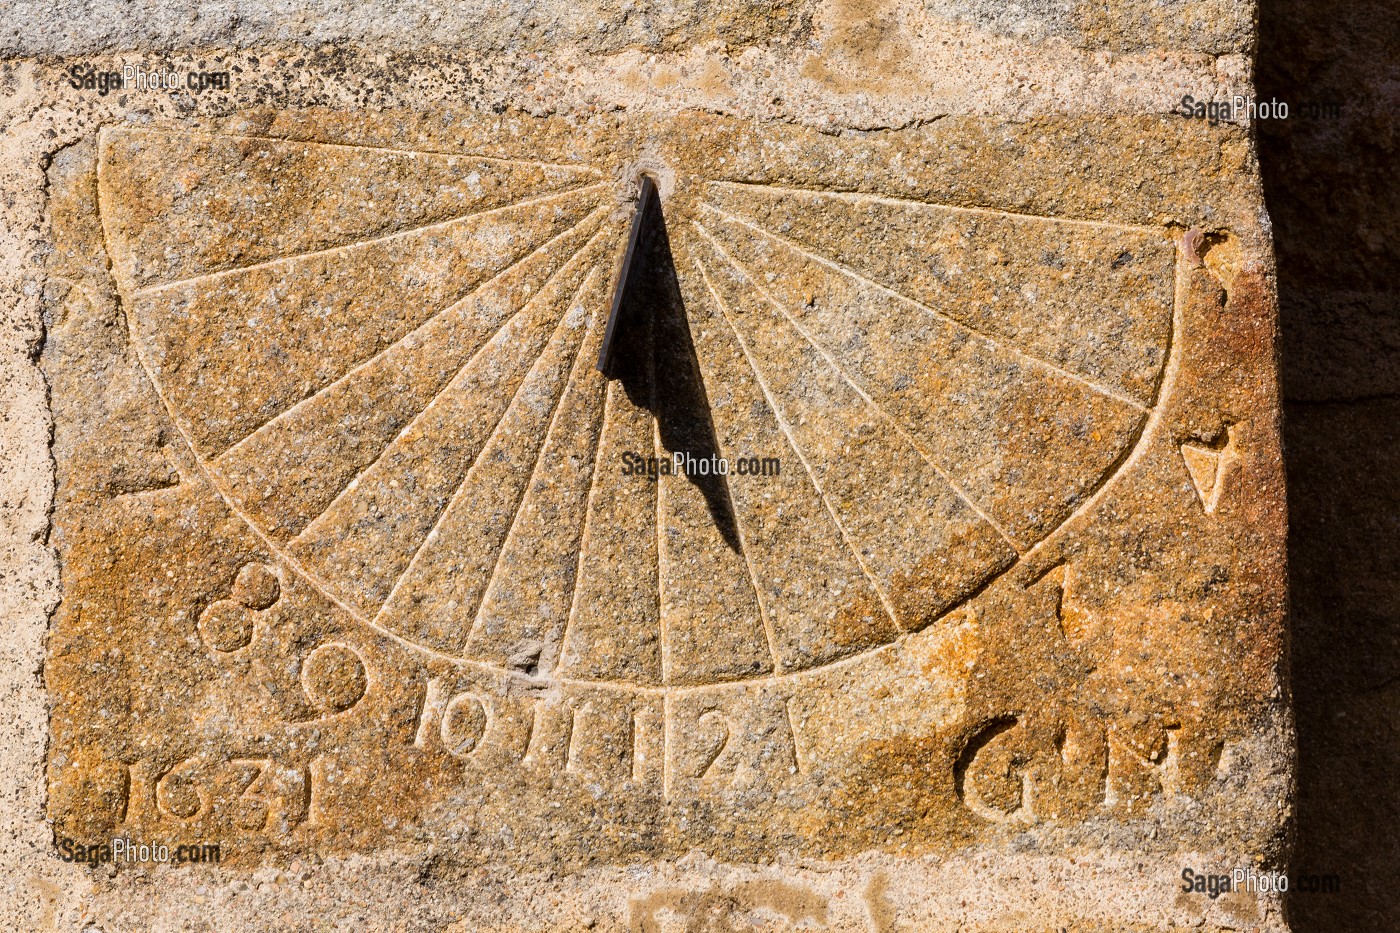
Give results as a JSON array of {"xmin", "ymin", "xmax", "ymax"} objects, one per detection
[{"xmin": 1, "ymin": 4, "xmax": 1289, "ymax": 930}]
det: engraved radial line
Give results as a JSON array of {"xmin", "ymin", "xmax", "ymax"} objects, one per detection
[
  {"xmin": 701, "ymin": 203, "xmax": 1150, "ymax": 413},
  {"xmin": 707, "ymin": 180, "xmax": 1157, "ymax": 235},
  {"xmin": 463, "ymin": 269, "xmax": 604, "ymax": 638},
  {"xmin": 649, "ymin": 306, "xmax": 668, "ymax": 686},
  {"xmin": 288, "ymin": 224, "xmax": 612, "ymax": 545},
  {"xmin": 558, "ymin": 376, "xmax": 618, "ymax": 666},
  {"xmin": 690, "ymin": 271, "xmax": 784, "ymax": 674},
  {"xmin": 133, "ymin": 181, "xmax": 607, "ymax": 296},
  {"xmin": 122, "ymin": 128, "xmax": 605, "ymax": 175},
  {"xmin": 370, "ymin": 270, "xmax": 594, "ymax": 627},
  {"xmin": 725, "ymin": 470, "xmax": 784, "ymax": 674},
  {"xmin": 220, "ymin": 205, "xmax": 608, "ymax": 458},
  {"xmin": 695, "ymin": 222, "xmax": 1024, "ymax": 554},
  {"xmin": 378, "ymin": 263, "xmax": 603, "ymax": 646},
  {"xmin": 653, "ymin": 416, "xmax": 669, "ymax": 685},
  {"xmin": 693, "ymin": 256, "xmax": 903, "ymax": 633}
]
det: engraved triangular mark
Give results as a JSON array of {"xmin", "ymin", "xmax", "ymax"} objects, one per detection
[{"xmin": 1180, "ymin": 425, "xmax": 1238, "ymax": 514}]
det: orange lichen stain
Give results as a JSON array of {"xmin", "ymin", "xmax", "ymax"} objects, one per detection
[
  {"xmin": 825, "ymin": 731, "xmax": 977, "ymax": 856},
  {"xmin": 831, "ymin": 589, "xmax": 900, "ymax": 655},
  {"xmin": 921, "ymin": 607, "xmax": 980, "ymax": 682}
]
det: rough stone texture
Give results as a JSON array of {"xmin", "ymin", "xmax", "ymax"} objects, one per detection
[
  {"xmin": 1257, "ymin": 0, "xmax": 1400, "ymax": 929},
  {"xmin": 1, "ymin": 3, "xmax": 1289, "ymax": 930},
  {"xmin": 0, "ymin": 0, "xmax": 1252, "ymax": 59}
]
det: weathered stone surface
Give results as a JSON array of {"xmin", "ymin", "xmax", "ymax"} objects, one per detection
[{"xmin": 1, "ymin": 3, "xmax": 1288, "ymax": 929}]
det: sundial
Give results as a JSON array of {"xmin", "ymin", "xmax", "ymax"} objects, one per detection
[
  {"xmin": 19, "ymin": 9, "xmax": 1289, "ymax": 927},
  {"xmin": 95, "ymin": 121, "xmax": 1174, "ymax": 694},
  {"xmin": 38, "ymin": 101, "xmax": 1293, "ymax": 909}
]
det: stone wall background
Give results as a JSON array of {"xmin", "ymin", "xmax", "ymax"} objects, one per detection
[
  {"xmin": 1, "ymin": 0, "xmax": 1394, "ymax": 926},
  {"xmin": 1257, "ymin": 0, "xmax": 1400, "ymax": 930}
]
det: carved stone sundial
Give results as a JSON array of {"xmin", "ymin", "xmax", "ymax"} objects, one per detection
[
  {"xmin": 36, "ymin": 98, "xmax": 1288, "ymax": 929},
  {"xmin": 96, "ymin": 123, "xmax": 1175, "ymax": 693},
  {"xmin": 18, "ymin": 6, "xmax": 1289, "ymax": 926}
]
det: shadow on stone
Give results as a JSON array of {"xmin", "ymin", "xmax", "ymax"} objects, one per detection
[
  {"xmin": 1257, "ymin": 0, "xmax": 1400, "ymax": 928},
  {"xmin": 605, "ymin": 187, "xmax": 743, "ymax": 552}
]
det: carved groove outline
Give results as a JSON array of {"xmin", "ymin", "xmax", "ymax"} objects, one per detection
[
  {"xmin": 96, "ymin": 131, "xmax": 1184, "ymax": 698},
  {"xmin": 463, "ymin": 266, "xmax": 610, "ymax": 652}
]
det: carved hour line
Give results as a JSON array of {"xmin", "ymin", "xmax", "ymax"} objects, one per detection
[
  {"xmin": 681, "ymin": 251, "xmax": 901, "ymax": 669},
  {"xmin": 380, "ymin": 263, "xmax": 604, "ymax": 643},
  {"xmin": 682, "ymin": 266, "xmax": 786, "ymax": 676},
  {"xmin": 279, "ymin": 224, "xmax": 612, "ymax": 545},
  {"xmin": 648, "ymin": 250, "xmax": 773, "ymax": 686},
  {"xmin": 214, "ymin": 205, "xmax": 609, "ymax": 460},
  {"xmin": 722, "ymin": 453, "xmax": 785, "ymax": 674},
  {"xmin": 130, "ymin": 181, "xmax": 608, "ymax": 296},
  {"xmin": 110, "ymin": 127, "xmax": 605, "ymax": 176},
  {"xmin": 645, "ymin": 297, "xmax": 674, "ymax": 686},
  {"xmin": 653, "ymin": 415, "xmax": 671, "ymax": 686},
  {"xmin": 696, "ymin": 200, "xmax": 1159, "ymax": 546},
  {"xmin": 707, "ymin": 180, "xmax": 1160, "ymax": 236},
  {"xmin": 700, "ymin": 203, "xmax": 1151, "ymax": 414},
  {"xmin": 120, "ymin": 272, "xmax": 914, "ymax": 695},
  {"xmin": 465, "ymin": 263, "xmax": 610, "ymax": 669},
  {"xmin": 558, "ymin": 281, "xmax": 664, "ymax": 682},
  {"xmin": 694, "ymin": 222, "xmax": 1025, "ymax": 555},
  {"xmin": 693, "ymin": 256, "xmax": 905, "ymax": 634},
  {"xmin": 557, "ymin": 377, "xmax": 620, "ymax": 671},
  {"xmin": 371, "ymin": 268, "xmax": 603, "ymax": 629},
  {"xmin": 460, "ymin": 267, "xmax": 608, "ymax": 643},
  {"xmin": 198, "ymin": 207, "xmax": 593, "ymax": 465}
]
